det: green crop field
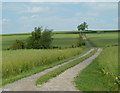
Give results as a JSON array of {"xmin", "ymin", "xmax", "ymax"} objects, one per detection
[
  {"xmin": 2, "ymin": 35, "xmax": 30, "ymax": 49},
  {"xmin": 52, "ymin": 34, "xmax": 79, "ymax": 48},
  {"xmin": 86, "ymin": 32, "xmax": 118, "ymax": 47},
  {"xmin": 2, "ymin": 33, "xmax": 79, "ymax": 49},
  {"xmin": 75, "ymin": 32, "xmax": 119, "ymax": 91}
]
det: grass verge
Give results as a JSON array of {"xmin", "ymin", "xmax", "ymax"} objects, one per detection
[
  {"xmin": 36, "ymin": 48, "xmax": 97, "ymax": 85},
  {"xmin": 75, "ymin": 46, "xmax": 119, "ymax": 91}
]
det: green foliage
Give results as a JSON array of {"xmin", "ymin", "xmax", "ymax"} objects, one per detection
[
  {"xmin": 71, "ymin": 34, "xmax": 85, "ymax": 48},
  {"xmin": 77, "ymin": 22, "xmax": 88, "ymax": 31},
  {"xmin": 78, "ymin": 34, "xmax": 85, "ymax": 46},
  {"xmin": 26, "ymin": 27, "xmax": 53, "ymax": 49},
  {"xmin": 41, "ymin": 29, "xmax": 53, "ymax": 49},
  {"xmin": 26, "ymin": 27, "xmax": 42, "ymax": 49},
  {"xmin": 11, "ymin": 40, "xmax": 24, "ymax": 50}
]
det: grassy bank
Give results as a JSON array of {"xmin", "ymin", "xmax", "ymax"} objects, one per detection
[
  {"xmin": 36, "ymin": 48, "xmax": 97, "ymax": 85},
  {"xmin": 2, "ymin": 47, "xmax": 89, "ymax": 86},
  {"xmin": 75, "ymin": 46, "xmax": 118, "ymax": 91}
]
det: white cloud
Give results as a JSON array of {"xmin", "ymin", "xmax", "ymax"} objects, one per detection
[
  {"xmin": 2, "ymin": 18, "xmax": 9, "ymax": 24},
  {"xmin": 31, "ymin": 15, "xmax": 39, "ymax": 18},
  {"xmin": 85, "ymin": 3, "xmax": 117, "ymax": 12},
  {"xmin": 3, "ymin": 3, "xmax": 49, "ymax": 14},
  {"xmin": 20, "ymin": 6, "xmax": 49, "ymax": 13},
  {"xmin": 76, "ymin": 12, "xmax": 99, "ymax": 17}
]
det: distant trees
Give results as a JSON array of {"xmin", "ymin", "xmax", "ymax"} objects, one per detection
[
  {"xmin": 77, "ymin": 22, "xmax": 88, "ymax": 31},
  {"xmin": 11, "ymin": 26, "xmax": 53, "ymax": 49}
]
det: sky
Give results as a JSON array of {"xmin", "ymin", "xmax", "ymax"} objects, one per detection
[{"xmin": 1, "ymin": 2, "xmax": 118, "ymax": 34}]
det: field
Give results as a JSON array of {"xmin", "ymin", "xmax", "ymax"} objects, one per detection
[
  {"xmin": 52, "ymin": 34, "xmax": 79, "ymax": 48},
  {"xmin": 2, "ymin": 32, "xmax": 88, "ymax": 86},
  {"xmin": 2, "ymin": 33, "xmax": 79, "ymax": 49},
  {"xmin": 1, "ymin": 31, "xmax": 119, "ymax": 91},
  {"xmin": 2, "ymin": 35, "xmax": 30, "ymax": 49},
  {"xmin": 75, "ymin": 32, "xmax": 119, "ymax": 91},
  {"xmin": 86, "ymin": 32, "xmax": 118, "ymax": 47}
]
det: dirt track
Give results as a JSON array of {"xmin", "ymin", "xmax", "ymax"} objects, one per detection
[{"xmin": 36, "ymin": 48, "xmax": 102, "ymax": 91}]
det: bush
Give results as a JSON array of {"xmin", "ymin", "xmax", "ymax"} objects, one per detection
[
  {"xmin": 78, "ymin": 34, "xmax": 85, "ymax": 46},
  {"xmin": 11, "ymin": 40, "xmax": 24, "ymax": 50},
  {"xmin": 26, "ymin": 27, "xmax": 53, "ymax": 49}
]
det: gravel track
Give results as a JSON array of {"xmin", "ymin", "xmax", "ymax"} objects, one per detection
[{"xmin": 36, "ymin": 48, "xmax": 102, "ymax": 91}]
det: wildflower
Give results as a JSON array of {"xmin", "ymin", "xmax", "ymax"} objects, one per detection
[
  {"xmin": 106, "ymin": 72, "xmax": 109, "ymax": 75},
  {"xmin": 116, "ymin": 77, "xmax": 118, "ymax": 80}
]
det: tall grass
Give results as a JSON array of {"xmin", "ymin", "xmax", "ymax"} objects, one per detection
[{"xmin": 2, "ymin": 48, "xmax": 88, "ymax": 81}]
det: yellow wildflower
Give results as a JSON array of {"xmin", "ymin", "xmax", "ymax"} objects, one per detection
[
  {"xmin": 106, "ymin": 72, "xmax": 109, "ymax": 75},
  {"xmin": 116, "ymin": 77, "xmax": 118, "ymax": 80}
]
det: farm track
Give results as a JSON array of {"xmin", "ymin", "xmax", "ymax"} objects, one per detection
[
  {"xmin": 36, "ymin": 48, "xmax": 102, "ymax": 91},
  {"xmin": 2, "ymin": 48, "xmax": 94, "ymax": 91}
]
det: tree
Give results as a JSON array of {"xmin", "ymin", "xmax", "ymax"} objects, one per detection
[
  {"xmin": 11, "ymin": 40, "xmax": 24, "ymax": 49},
  {"xmin": 77, "ymin": 22, "xmax": 88, "ymax": 31},
  {"xmin": 26, "ymin": 27, "xmax": 53, "ymax": 49},
  {"xmin": 26, "ymin": 27, "xmax": 42, "ymax": 49},
  {"xmin": 41, "ymin": 28, "xmax": 53, "ymax": 49}
]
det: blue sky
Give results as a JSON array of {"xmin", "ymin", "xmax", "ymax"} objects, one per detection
[{"xmin": 2, "ymin": 2, "xmax": 118, "ymax": 34}]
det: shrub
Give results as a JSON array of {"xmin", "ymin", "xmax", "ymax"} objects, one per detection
[
  {"xmin": 11, "ymin": 40, "xmax": 24, "ymax": 50},
  {"xmin": 78, "ymin": 34, "xmax": 85, "ymax": 46}
]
